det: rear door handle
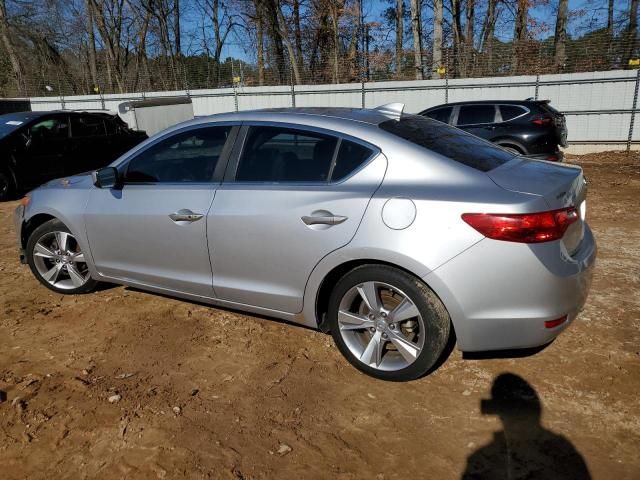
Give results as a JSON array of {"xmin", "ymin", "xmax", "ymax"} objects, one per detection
[
  {"xmin": 169, "ymin": 209, "xmax": 204, "ymax": 223},
  {"xmin": 301, "ymin": 214, "xmax": 348, "ymax": 226}
]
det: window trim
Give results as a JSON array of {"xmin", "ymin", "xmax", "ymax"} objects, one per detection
[
  {"xmin": 119, "ymin": 123, "xmax": 240, "ymax": 186},
  {"xmin": 453, "ymin": 104, "xmax": 499, "ymax": 127},
  {"xmin": 224, "ymin": 121, "xmax": 380, "ymax": 186}
]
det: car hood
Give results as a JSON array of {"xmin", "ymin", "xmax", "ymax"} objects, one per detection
[{"xmin": 39, "ymin": 172, "xmax": 94, "ymax": 190}]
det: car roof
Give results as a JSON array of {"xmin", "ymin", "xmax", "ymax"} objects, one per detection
[
  {"xmin": 217, "ymin": 107, "xmax": 398, "ymax": 125},
  {"xmin": 0, "ymin": 110, "xmax": 118, "ymax": 122}
]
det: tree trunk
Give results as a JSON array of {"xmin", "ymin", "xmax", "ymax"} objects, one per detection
[
  {"xmin": 465, "ymin": 0, "xmax": 475, "ymax": 77},
  {"xmin": 86, "ymin": 0, "xmax": 99, "ymax": 91},
  {"xmin": 432, "ymin": 0, "xmax": 442, "ymax": 78},
  {"xmin": 264, "ymin": 0, "xmax": 286, "ymax": 83},
  {"xmin": 410, "ymin": 0, "xmax": 423, "ymax": 79},
  {"xmin": 174, "ymin": 0, "xmax": 181, "ymax": 56},
  {"xmin": 276, "ymin": 0, "xmax": 302, "ymax": 84},
  {"xmin": 0, "ymin": 0, "xmax": 25, "ymax": 95},
  {"xmin": 396, "ymin": 0, "xmax": 404, "ymax": 75},
  {"xmin": 293, "ymin": 0, "xmax": 303, "ymax": 74},
  {"xmin": 607, "ymin": 0, "xmax": 614, "ymax": 37},
  {"xmin": 626, "ymin": 0, "xmax": 638, "ymax": 66},
  {"xmin": 255, "ymin": 4, "xmax": 265, "ymax": 85},
  {"xmin": 554, "ymin": 0, "xmax": 568, "ymax": 72},
  {"xmin": 512, "ymin": 0, "xmax": 528, "ymax": 74},
  {"xmin": 451, "ymin": 0, "xmax": 463, "ymax": 77},
  {"xmin": 479, "ymin": 0, "xmax": 496, "ymax": 76}
]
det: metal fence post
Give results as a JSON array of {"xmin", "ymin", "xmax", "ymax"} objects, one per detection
[
  {"xmin": 627, "ymin": 69, "xmax": 640, "ymax": 153},
  {"xmin": 289, "ymin": 59, "xmax": 296, "ymax": 108},
  {"xmin": 534, "ymin": 74, "xmax": 540, "ymax": 100}
]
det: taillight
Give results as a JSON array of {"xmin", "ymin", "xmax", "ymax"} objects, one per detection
[
  {"xmin": 531, "ymin": 115, "xmax": 553, "ymax": 126},
  {"xmin": 461, "ymin": 207, "xmax": 579, "ymax": 243}
]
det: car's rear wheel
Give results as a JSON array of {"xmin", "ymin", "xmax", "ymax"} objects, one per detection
[
  {"xmin": 26, "ymin": 219, "xmax": 98, "ymax": 294},
  {"xmin": 328, "ymin": 265, "xmax": 450, "ymax": 381}
]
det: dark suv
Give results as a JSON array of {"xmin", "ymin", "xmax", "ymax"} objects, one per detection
[
  {"xmin": 419, "ymin": 100, "xmax": 567, "ymax": 161},
  {"xmin": 0, "ymin": 110, "xmax": 147, "ymax": 200}
]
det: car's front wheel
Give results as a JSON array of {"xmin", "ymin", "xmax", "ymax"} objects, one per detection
[
  {"xmin": 328, "ymin": 265, "xmax": 451, "ymax": 381},
  {"xmin": 26, "ymin": 219, "xmax": 98, "ymax": 294}
]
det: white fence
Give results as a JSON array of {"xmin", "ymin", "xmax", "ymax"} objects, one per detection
[{"xmin": 28, "ymin": 69, "xmax": 640, "ymax": 153}]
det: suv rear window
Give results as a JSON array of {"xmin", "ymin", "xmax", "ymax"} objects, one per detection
[
  {"xmin": 379, "ymin": 115, "xmax": 516, "ymax": 172},
  {"xmin": 500, "ymin": 105, "xmax": 527, "ymax": 121},
  {"xmin": 424, "ymin": 107, "xmax": 452, "ymax": 124}
]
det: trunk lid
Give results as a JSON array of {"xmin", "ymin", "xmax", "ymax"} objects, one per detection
[{"xmin": 488, "ymin": 158, "xmax": 587, "ymax": 254}]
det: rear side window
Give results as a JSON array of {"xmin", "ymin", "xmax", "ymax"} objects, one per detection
[
  {"xmin": 71, "ymin": 115, "xmax": 106, "ymax": 137},
  {"xmin": 379, "ymin": 115, "xmax": 516, "ymax": 172},
  {"xmin": 424, "ymin": 107, "xmax": 452, "ymax": 124},
  {"xmin": 331, "ymin": 140, "xmax": 374, "ymax": 181},
  {"xmin": 457, "ymin": 105, "xmax": 496, "ymax": 125},
  {"xmin": 30, "ymin": 117, "xmax": 69, "ymax": 140},
  {"xmin": 500, "ymin": 105, "xmax": 527, "ymax": 121},
  {"xmin": 125, "ymin": 126, "xmax": 230, "ymax": 183},
  {"xmin": 236, "ymin": 126, "xmax": 338, "ymax": 183}
]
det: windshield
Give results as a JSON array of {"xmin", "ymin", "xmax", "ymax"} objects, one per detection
[
  {"xmin": 379, "ymin": 114, "xmax": 516, "ymax": 172},
  {"xmin": 0, "ymin": 118, "xmax": 26, "ymax": 139}
]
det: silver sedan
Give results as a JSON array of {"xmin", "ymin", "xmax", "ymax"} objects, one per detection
[{"xmin": 14, "ymin": 105, "xmax": 596, "ymax": 381}]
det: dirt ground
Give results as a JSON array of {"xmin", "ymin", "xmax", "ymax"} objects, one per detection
[{"xmin": 0, "ymin": 152, "xmax": 638, "ymax": 479}]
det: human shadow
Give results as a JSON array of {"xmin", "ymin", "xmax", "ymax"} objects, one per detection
[{"xmin": 462, "ymin": 373, "xmax": 591, "ymax": 480}]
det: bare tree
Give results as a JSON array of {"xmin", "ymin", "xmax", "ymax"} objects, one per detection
[
  {"xmin": 0, "ymin": 0, "xmax": 25, "ymax": 94},
  {"xmin": 607, "ymin": 0, "xmax": 614, "ymax": 37},
  {"xmin": 410, "ymin": 0, "xmax": 423, "ymax": 79},
  {"xmin": 626, "ymin": 0, "xmax": 638, "ymax": 65},
  {"xmin": 433, "ymin": 0, "xmax": 443, "ymax": 78},
  {"xmin": 554, "ymin": 0, "xmax": 568, "ymax": 72},
  {"xmin": 465, "ymin": 0, "xmax": 475, "ymax": 76}
]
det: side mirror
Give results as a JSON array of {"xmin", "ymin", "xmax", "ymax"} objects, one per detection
[{"xmin": 92, "ymin": 167, "xmax": 120, "ymax": 189}]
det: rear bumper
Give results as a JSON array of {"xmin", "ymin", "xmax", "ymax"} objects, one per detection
[{"xmin": 424, "ymin": 225, "xmax": 596, "ymax": 352}]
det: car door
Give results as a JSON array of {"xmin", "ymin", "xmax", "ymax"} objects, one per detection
[
  {"xmin": 70, "ymin": 113, "xmax": 110, "ymax": 172},
  {"xmin": 454, "ymin": 104, "xmax": 499, "ymax": 140},
  {"xmin": 20, "ymin": 114, "xmax": 71, "ymax": 185},
  {"xmin": 84, "ymin": 124, "xmax": 238, "ymax": 296},
  {"xmin": 207, "ymin": 124, "xmax": 387, "ymax": 314}
]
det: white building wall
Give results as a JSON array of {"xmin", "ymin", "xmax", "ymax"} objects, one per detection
[{"xmin": 27, "ymin": 70, "xmax": 640, "ymax": 152}]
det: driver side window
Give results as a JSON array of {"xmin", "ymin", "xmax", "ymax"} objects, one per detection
[
  {"xmin": 125, "ymin": 126, "xmax": 231, "ymax": 183},
  {"xmin": 30, "ymin": 117, "xmax": 69, "ymax": 140}
]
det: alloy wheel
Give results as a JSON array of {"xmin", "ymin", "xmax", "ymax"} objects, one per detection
[
  {"xmin": 337, "ymin": 281, "xmax": 425, "ymax": 371},
  {"xmin": 32, "ymin": 231, "xmax": 90, "ymax": 290}
]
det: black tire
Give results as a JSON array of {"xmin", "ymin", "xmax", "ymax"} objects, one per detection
[
  {"xmin": 26, "ymin": 219, "xmax": 99, "ymax": 294},
  {"xmin": 0, "ymin": 167, "xmax": 15, "ymax": 202},
  {"xmin": 328, "ymin": 265, "xmax": 451, "ymax": 381}
]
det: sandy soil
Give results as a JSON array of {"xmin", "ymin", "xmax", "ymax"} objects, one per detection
[{"xmin": 1, "ymin": 152, "xmax": 639, "ymax": 479}]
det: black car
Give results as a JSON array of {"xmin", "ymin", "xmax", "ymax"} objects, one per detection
[
  {"xmin": 0, "ymin": 110, "xmax": 147, "ymax": 200},
  {"xmin": 419, "ymin": 100, "xmax": 567, "ymax": 161}
]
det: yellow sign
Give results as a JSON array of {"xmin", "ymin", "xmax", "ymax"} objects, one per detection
[
  {"xmin": 436, "ymin": 66, "xmax": 446, "ymax": 75},
  {"xmin": 629, "ymin": 58, "xmax": 640, "ymax": 66},
  {"xmin": 233, "ymin": 76, "xmax": 241, "ymax": 84}
]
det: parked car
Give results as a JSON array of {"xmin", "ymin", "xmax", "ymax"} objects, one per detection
[
  {"xmin": 0, "ymin": 110, "xmax": 147, "ymax": 200},
  {"xmin": 419, "ymin": 99, "xmax": 567, "ymax": 161},
  {"xmin": 14, "ymin": 105, "xmax": 595, "ymax": 381}
]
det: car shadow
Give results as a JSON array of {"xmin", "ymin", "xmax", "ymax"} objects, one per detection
[{"xmin": 462, "ymin": 373, "xmax": 591, "ymax": 479}]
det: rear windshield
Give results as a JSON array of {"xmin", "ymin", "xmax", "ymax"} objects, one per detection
[
  {"xmin": 0, "ymin": 117, "xmax": 26, "ymax": 139},
  {"xmin": 379, "ymin": 114, "xmax": 516, "ymax": 172}
]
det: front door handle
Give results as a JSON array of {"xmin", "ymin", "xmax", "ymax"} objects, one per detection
[
  {"xmin": 301, "ymin": 214, "xmax": 348, "ymax": 226},
  {"xmin": 169, "ymin": 209, "xmax": 204, "ymax": 223}
]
